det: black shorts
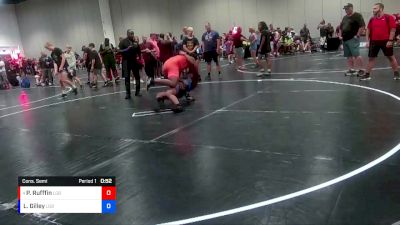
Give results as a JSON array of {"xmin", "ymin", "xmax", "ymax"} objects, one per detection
[
  {"xmin": 256, "ymin": 45, "xmax": 260, "ymax": 56},
  {"xmin": 203, "ymin": 51, "xmax": 219, "ymax": 64},
  {"xmin": 368, "ymin": 40, "xmax": 393, "ymax": 58}
]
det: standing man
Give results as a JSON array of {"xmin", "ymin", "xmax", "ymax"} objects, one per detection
[
  {"xmin": 0, "ymin": 58, "xmax": 10, "ymax": 89},
  {"xmin": 99, "ymin": 38, "xmax": 120, "ymax": 84},
  {"xmin": 317, "ymin": 19, "xmax": 327, "ymax": 50},
  {"xmin": 88, "ymin": 43, "xmax": 109, "ymax": 88},
  {"xmin": 65, "ymin": 46, "xmax": 83, "ymax": 88},
  {"xmin": 361, "ymin": 3, "xmax": 399, "ymax": 80},
  {"xmin": 38, "ymin": 52, "xmax": 53, "ymax": 86},
  {"xmin": 339, "ymin": 3, "xmax": 366, "ymax": 76},
  {"xmin": 45, "ymin": 42, "xmax": 77, "ymax": 97},
  {"xmin": 82, "ymin": 45, "xmax": 92, "ymax": 85},
  {"xmin": 300, "ymin": 24, "xmax": 311, "ymax": 51},
  {"xmin": 201, "ymin": 22, "xmax": 221, "ymax": 81},
  {"xmin": 140, "ymin": 36, "xmax": 157, "ymax": 82},
  {"xmin": 118, "ymin": 29, "xmax": 142, "ymax": 99}
]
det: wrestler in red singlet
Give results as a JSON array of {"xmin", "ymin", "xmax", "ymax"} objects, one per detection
[
  {"xmin": 162, "ymin": 55, "xmax": 189, "ymax": 79},
  {"xmin": 147, "ymin": 53, "xmax": 199, "ymax": 113}
]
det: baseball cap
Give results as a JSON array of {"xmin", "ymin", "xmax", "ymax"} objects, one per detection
[{"xmin": 343, "ymin": 3, "xmax": 353, "ymax": 9}]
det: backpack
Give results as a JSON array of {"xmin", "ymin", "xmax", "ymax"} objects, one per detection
[
  {"xmin": 7, "ymin": 71, "xmax": 19, "ymax": 87},
  {"xmin": 21, "ymin": 76, "xmax": 30, "ymax": 88},
  {"xmin": 368, "ymin": 14, "xmax": 392, "ymax": 39}
]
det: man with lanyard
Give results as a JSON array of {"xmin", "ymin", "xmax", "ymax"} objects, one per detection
[
  {"xmin": 361, "ymin": 3, "xmax": 399, "ymax": 80},
  {"xmin": 118, "ymin": 29, "xmax": 142, "ymax": 99},
  {"xmin": 201, "ymin": 22, "xmax": 221, "ymax": 81},
  {"xmin": 339, "ymin": 3, "xmax": 366, "ymax": 76}
]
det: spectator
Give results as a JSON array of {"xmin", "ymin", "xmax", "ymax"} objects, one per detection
[
  {"xmin": 231, "ymin": 26, "xmax": 247, "ymax": 69},
  {"xmin": 65, "ymin": 45, "xmax": 83, "ymax": 88},
  {"xmin": 99, "ymin": 38, "xmax": 120, "ymax": 83},
  {"xmin": 394, "ymin": 13, "xmax": 400, "ymax": 43},
  {"xmin": 38, "ymin": 51, "xmax": 54, "ymax": 86},
  {"xmin": 140, "ymin": 36, "xmax": 157, "ymax": 81},
  {"xmin": 118, "ymin": 29, "xmax": 142, "ymax": 99},
  {"xmin": 318, "ymin": 19, "xmax": 327, "ymax": 50},
  {"xmin": 183, "ymin": 27, "xmax": 200, "ymax": 69},
  {"xmin": 248, "ymin": 27, "xmax": 259, "ymax": 68},
  {"xmin": 158, "ymin": 33, "xmax": 174, "ymax": 64},
  {"xmin": 202, "ymin": 22, "xmax": 221, "ymax": 80},
  {"xmin": 300, "ymin": 24, "xmax": 311, "ymax": 50},
  {"xmin": 326, "ymin": 23, "xmax": 335, "ymax": 38},
  {"xmin": 339, "ymin": 3, "xmax": 366, "ymax": 76},
  {"xmin": 0, "ymin": 58, "xmax": 10, "ymax": 89},
  {"xmin": 82, "ymin": 45, "xmax": 92, "ymax": 84},
  {"xmin": 361, "ymin": 3, "xmax": 399, "ymax": 80}
]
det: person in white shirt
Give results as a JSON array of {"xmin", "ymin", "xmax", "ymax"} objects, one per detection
[
  {"xmin": 65, "ymin": 45, "xmax": 83, "ymax": 88},
  {"xmin": 0, "ymin": 59, "xmax": 10, "ymax": 89}
]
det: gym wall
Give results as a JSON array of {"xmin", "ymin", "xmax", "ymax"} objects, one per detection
[
  {"xmin": 15, "ymin": 0, "xmax": 104, "ymax": 58},
  {"xmin": 0, "ymin": 4, "xmax": 23, "ymax": 49},
  {"xmin": 2, "ymin": 0, "xmax": 400, "ymax": 58},
  {"xmin": 110, "ymin": 0, "xmax": 399, "ymax": 42}
]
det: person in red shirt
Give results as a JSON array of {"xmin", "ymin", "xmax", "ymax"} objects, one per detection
[
  {"xmin": 140, "ymin": 36, "xmax": 157, "ymax": 80},
  {"xmin": 158, "ymin": 33, "xmax": 174, "ymax": 64},
  {"xmin": 394, "ymin": 13, "xmax": 400, "ymax": 43},
  {"xmin": 361, "ymin": 3, "xmax": 399, "ymax": 80},
  {"xmin": 231, "ymin": 26, "xmax": 247, "ymax": 70}
]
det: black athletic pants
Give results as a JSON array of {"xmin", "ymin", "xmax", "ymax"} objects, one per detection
[
  {"xmin": 122, "ymin": 60, "xmax": 140, "ymax": 96},
  {"xmin": 144, "ymin": 59, "xmax": 156, "ymax": 79}
]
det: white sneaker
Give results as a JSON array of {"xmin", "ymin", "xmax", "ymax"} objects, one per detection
[{"xmin": 259, "ymin": 68, "xmax": 265, "ymax": 72}]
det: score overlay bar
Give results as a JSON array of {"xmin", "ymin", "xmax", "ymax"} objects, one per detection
[{"xmin": 18, "ymin": 177, "xmax": 116, "ymax": 214}]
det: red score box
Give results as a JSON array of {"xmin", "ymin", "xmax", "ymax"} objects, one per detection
[{"xmin": 102, "ymin": 186, "xmax": 116, "ymax": 200}]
